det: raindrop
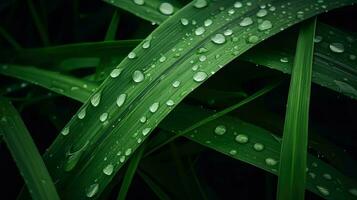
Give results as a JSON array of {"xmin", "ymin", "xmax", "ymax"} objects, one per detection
[
  {"xmin": 308, "ymin": 172, "xmax": 316, "ymax": 179},
  {"xmin": 253, "ymin": 143, "xmax": 264, "ymax": 151},
  {"xmin": 280, "ymin": 57, "xmax": 289, "ymax": 63},
  {"xmin": 142, "ymin": 37, "xmax": 152, "ymax": 49},
  {"xmin": 211, "ymin": 34, "xmax": 226, "ymax": 44},
  {"xmin": 128, "ymin": 52, "xmax": 137, "ymax": 59},
  {"xmin": 78, "ymin": 108, "xmax": 86, "ymax": 119},
  {"xmin": 258, "ymin": 20, "xmax": 272, "ymax": 31},
  {"xmin": 329, "ymin": 43, "xmax": 344, "ymax": 53},
  {"xmin": 204, "ymin": 19, "xmax": 213, "ymax": 26},
  {"xmin": 234, "ymin": 1, "xmax": 243, "ymax": 8},
  {"xmin": 119, "ymin": 156, "xmax": 125, "ymax": 163},
  {"xmin": 224, "ymin": 29, "xmax": 233, "ymax": 36},
  {"xmin": 159, "ymin": 56, "xmax": 167, "ymax": 63},
  {"xmin": 159, "ymin": 3, "xmax": 174, "ymax": 15},
  {"xmin": 125, "ymin": 148, "xmax": 132, "ymax": 156},
  {"xmin": 314, "ymin": 35, "xmax": 323, "ymax": 43},
  {"xmin": 193, "ymin": 71, "xmax": 208, "ymax": 82},
  {"xmin": 86, "ymin": 183, "xmax": 99, "ymax": 198},
  {"xmin": 199, "ymin": 55, "xmax": 207, "ymax": 62},
  {"xmin": 181, "ymin": 18, "xmax": 189, "ymax": 26},
  {"xmin": 323, "ymin": 173, "xmax": 332, "ymax": 180},
  {"xmin": 214, "ymin": 125, "xmax": 226, "ymax": 135},
  {"xmin": 235, "ymin": 134, "xmax": 249, "ymax": 144},
  {"xmin": 149, "ymin": 102, "xmax": 159, "ymax": 113},
  {"xmin": 132, "ymin": 70, "xmax": 145, "ymax": 83},
  {"xmin": 116, "ymin": 94, "xmax": 127, "ymax": 107},
  {"xmin": 239, "ymin": 17, "xmax": 253, "ymax": 27},
  {"xmin": 256, "ymin": 9, "xmax": 268, "ymax": 17},
  {"xmin": 99, "ymin": 113, "xmax": 108, "ymax": 122},
  {"xmin": 172, "ymin": 80, "xmax": 181, "ymax": 88},
  {"xmin": 142, "ymin": 128, "xmax": 151, "ymax": 136},
  {"xmin": 91, "ymin": 92, "xmax": 101, "ymax": 107},
  {"xmin": 133, "ymin": 0, "xmax": 144, "ymax": 5},
  {"xmin": 166, "ymin": 100, "xmax": 175, "ymax": 106},
  {"xmin": 195, "ymin": 27, "xmax": 205, "ymax": 36},
  {"xmin": 110, "ymin": 68, "xmax": 122, "ymax": 78},
  {"xmin": 265, "ymin": 158, "xmax": 277, "ymax": 166},
  {"xmin": 103, "ymin": 164, "xmax": 114, "ymax": 175},
  {"xmin": 140, "ymin": 116, "xmax": 147, "ymax": 123},
  {"xmin": 61, "ymin": 127, "xmax": 70, "ymax": 136},
  {"xmin": 229, "ymin": 150, "xmax": 237, "ymax": 155},
  {"xmin": 350, "ymin": 54, "xmax": 356, "ymax": 60},
  {"xmin": 193, "ymin": 0, "xmax": 208, "ymax": 8},
  {"xmin": 316, "ymin": 185, "xmax": 330, "ymax": 196},
  {"xmin": 247, "ymin": 35, "xmax": 259, "ymax": 43}
]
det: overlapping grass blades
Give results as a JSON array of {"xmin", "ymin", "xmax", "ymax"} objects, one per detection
[
  {"xmin": 12, "ymin": 1, "xmax": 356, "ymax": 199},
  {"xmin": 277, "ymin": 18, "xmax": 316, "ymax": 200},
  {"xmin": 0, "ymin": 98, "xmax": 60, "ymax": 200}
]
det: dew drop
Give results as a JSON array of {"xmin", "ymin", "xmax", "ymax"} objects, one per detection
[
  {"xmin": 86, "ymin": 183, "xmax": 99, "ymax": 198},
  {"xmin": 61, "ymin": 127, "xmax": 70, "ymax": 136},
  {"xmin": 214, "ymin": 125, "xmax": 226, "ymax": 135},
  {"xmin": 265, "ymin": 158, "xmax": 278, "ymax": 166},
  {"xmin": 195, "ymin": 27, "xmax": 205, "ymax": 36},
  {"xmin": 159, "ymin": 3, "xmax": 174, "ymax": 15},
  {"xmin": 349, "ymin": 54, "xmax": 356, "ymax": 60},
  {"xmin": 229, "ymin": 150, "xmax": 237, "ymax": 155},
  {"xmin": 116, "ymin": 94, "xmax": 127, "ymax": 107},
  {"xmin": 140, "ymin": 116, "xmax": 147, "ymax": 123},
  {"xmin": 99, "ymin": 112, "xmax": 108, "ymax": 122},
  {"xmin": 128, "ymin": 52, "xmax": 137, "ymax": 59},
  {"xmin": 199, "ymin": 55, "xmax": 207, "ymax": 62},
  {"xmin": 314, "ymin": 35, "xmax": 323, "ymax": 43},
  {"xmin": 132, "ymin": 70, "xmax": 145, "ymax": 83},
  {"xmin": 234, "ymin": 1, "xmax": 243, "ymax": 8},
  {"xmin": 211, "ymin": 34, "xmax": 226, "ymax": 44},
  {"xmin": 103, "ymin": 164, "xmax": 114, "ymax": 176},
  {"xmin": 159, "ymin": 55, "xmax": 167, "ymax": 63},
  {"xmin": 316, "ymin": 185, "xmax": 330, "ymax": 196},
  {"xmin": 125, "ymin": 148, "xmax": 132, "ymax": 156},
  {"xmin": 193, "ymin": 0, "xmax": 208, "ymax": 8},
  {"xmin": 91, "ymin": 92, "xmax": 101, "ymax": 107},
  {"xmin": 172, "ymin": 80, "xmax": 181, "ymax": 88},
  {"xmin": 280, "ymin": 57, "xmax": 289, "ymax": 63},
  {"xmin": 204, "ymin": 19, "xmax": 213, "ymax": 26},
  {"xmin": 329, "ymin": 43, "xmax": 344, "ymax": 53},
  {"xmin": 308, "ymin": 172, "xmax": 316, "ymax": 179},
  {"xmin": 323, "ymin": 173, "xmax": 332, "ymax": 180},
  {"xmin": 253, "ymin": 143, "xmax": 264, "ymax": 151},
  {"xmin": 235, "ymin": 134, "xmax": 249, "ymax": 144},
  {"xmin": 166, "ymin": 100, "xmax": 175, "ymax": 106},
  {"xmin": 110, "ymin": 68, "xmax": 122, "ymax": 78},
  {"xmin": 142, "ymin": 128, "xmax": 151, "ymax": 136},
  {"xmin": 149, "ymin": 102, "xmax": 159, "ymax": 113},
  {"xmin": 224, "ymin": 29, "xmax": 233, "ymax": 36},
  {"xmin": 181, "ymin": 18, "xmax": 189, "ymax": 26},
  {"xmin": 142, "ymin": 39, "xmax": 151, "ymax": 49},
  {"xmin": 256, "ymin": 9, "xmax": 268, "ymax": 17},
  {"xmin": 193, "ymin": 71, "xmax": 208, "ymax": 82},
  {"xmin": 133, "ymin": 0, "xmax": 144, "ymax": 5},
  {"xmin": 247, "ymin": 35, "xmax": 259, "ymax": 43},
  {"xmin": 78, "ymin": 108, "xmax": 86, "ymax": 119},
  {"xmin": 119, "ymin": 156, "xmax": 125, "ymax": 163},
  {"xmin": 258, "ymin": 20, "xmax": 272, "ymax": 31},
  {"xmin": 239, "ymin": 17, "xmax": 253, "ymax": 27}
]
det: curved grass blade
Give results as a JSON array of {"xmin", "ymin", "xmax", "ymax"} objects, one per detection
[
  {"xmin": 0, "ymin": 65, "xmax": 97, "ymax": 102},
  {"xmin": 105, "ymin": 0, "xmax": 182, "ymax": 25},
  {"xmin": 277, "ymin": 17, "xmax": 316, "ymax": 200},
  {"xmin": 26, "ymin": 0, "xmax": 49, "ymax": 46},
  {"xmin": 159, "ymin": 104, "xmax": 357, "ymax": 200},
  {"xmin": 0, "ymin": 98, "xmax": 60, "ymax": 200},
  {"xmin": 0, "ymin": 26, "xmax": 22, "ymax": 50},
  {"xmin": 16, "ymin": 1, "xmax": 357, "ymax": 199},
  {"xmin": 138, "ymin": 170, "xmax": 171, "ymax": 200},
  {"xmin": 117, "ymin": 143, "xmax": 146, "ymax": 200}
]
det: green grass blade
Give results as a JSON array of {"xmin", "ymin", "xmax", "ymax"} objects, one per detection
[
  {"xmin": 0, "ymin": 26, "xmax": 22, "ymax": 50},
  {"xmin": 104, "ymin": 0, "xmax": 181, "ymax": 25},
  {"xmin": 26, "ymin": 0, "xmax": 49, "ymax": 46},
  {"xmin": 15, "ymin": 1, "xmax": 356, "ymax": 199},
  {"xmin": 0, "ymin": 65, "xmax": 97, "ymax": 102},
  {"xmin": 159, "ymin": 104, "xmax": 357, "ymax": 200},
  {"xmin": 117, "ymin": 143, "xmax": 146, "ymax": 200},
  {"xmin": 277, "ymin": 18, "xmax": 316, "ymax": 200},
  {"xmin": 105, "ymin": 10, "xmax": 120, "ymax": 41},
  {"xmin": 0, "ymin": 98, "xmax": 60, "ymax": 200},
  {"xmin": 138, "ymin": 170, "xmax": 171, "ymax": 200}
]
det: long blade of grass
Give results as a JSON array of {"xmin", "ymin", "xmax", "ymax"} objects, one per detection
[
  {"xmin": 0, "ymin": 98, "xmax": 60, "ymax": 200},
  {"xmin": 15, "ymin": 1, "xmax": 356, "ymax": 199},
  {"xmin": 117, "ymin": 143, "xmax": 146, "ymax": 200},
  {"xmin": 0, "ymin": 26, "xmax": 22, "ymax": 50},
  {"xmin": 158, "ymin": 104, "xmax": 357, "ymax": 200},
  {"xmin": 276, "ymin": 18, "xmax": 316, "ymax": 200},
  {"xmin": 138, "ymin": 170, "xmax": 171, "ymax": 200},
  {"xmin": 26, "ymin": 0, "xmax": 49, "ymax": 46}
]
